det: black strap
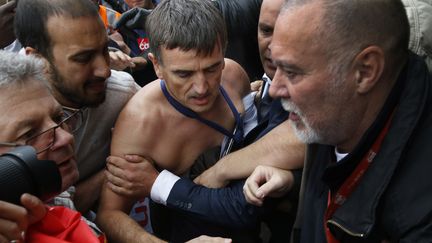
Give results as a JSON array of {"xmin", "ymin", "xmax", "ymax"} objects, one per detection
[{"xmin": 160, "ymin": 80, "xmax": 243, "ymax": 144}]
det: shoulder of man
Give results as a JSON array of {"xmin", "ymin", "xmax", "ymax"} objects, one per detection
[
  {"xmin": 403, "ymin": 0, "xmax": 432, "ymax": 58},
  {"xmin": 106, "ymin": 69, "xmax": 141, "ymax": 95}
]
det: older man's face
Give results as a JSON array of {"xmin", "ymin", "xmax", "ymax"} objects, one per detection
[
  {"xmin": 0, "ymin": 81, "xmax": 79, "ymax": 191},
  {"xmin": 269, "ymin": 4, "xmax": 358, "ymax": 146}
]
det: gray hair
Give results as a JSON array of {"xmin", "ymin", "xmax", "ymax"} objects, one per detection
[
  {"xmin": 0, "ymin": 51, "xmax": 49, "ymax": 89},
  {"xmin": 146, "ymin": 0, "xmax": 227, "ymax": 63},
  {"xmin": 282, "ymin": 0, "xmax": 410, "ymax": 76}
]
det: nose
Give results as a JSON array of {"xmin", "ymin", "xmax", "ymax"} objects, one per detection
[
  {"xmin": 93, "ymin": 53, "xmax": 111, "ymax": 79},
  {"xmin": 51, "ymin": 126, "xmax": 75, "ymax": 152},
  {"xmin": 193, "ymin": 73, "xmax": 209, "ymax": 95},
  {"xmin": 269, "ymin": 68, "xmax": 290, "ymax": 99}
]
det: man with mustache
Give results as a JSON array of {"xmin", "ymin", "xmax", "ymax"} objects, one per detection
[
  {"xmin": 244, "ymin": 0, "xmax": 432, "ymax": 242},
  {"xmin": 97, "ymin": 0, "xmax": 262, "ymax": 241}
]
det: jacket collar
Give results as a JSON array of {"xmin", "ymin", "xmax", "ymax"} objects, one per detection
[{"xmin": 325, "ymin": 53, "xmax": 431, "ymax": 237}]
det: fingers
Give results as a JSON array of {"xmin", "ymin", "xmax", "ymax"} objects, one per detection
[
  {"xmin": 106, "ymin": 180, "xmax": 133, "ymax": 197},
  {"xmin": 0, "ymin": 200, "xmax": 27, "ymax": 242},
  {"xmin": 105, "ymin": 164, "xmax": 132, "ymax": 191},
  {"xmin": 130, "ymin": 57, "xmax": 148, "ymax": 70},
  {"xmin": 123, "ymin": 154, "xmax": 147, "ymax": 163},
  {"xmin": 243, "ymin": 178, "xmax": 264, "ymax": 206},
  {"xmin": 109, "ymin": 51, "xmax": 135, "ymax": 71},
  {"xmin": 20, "ymin": 194, "xmax": 46, "ymax": 225},
  {"xmin": 105, "ymin": 155, "xmax": 158, "ymax": 198},
  {"xmin": 186, "ymin": 235, "xmax": 232, "ymax": 243},
  {"xmin": 242, "ymin": 165, "xmax": 273, "ymax": 206}
]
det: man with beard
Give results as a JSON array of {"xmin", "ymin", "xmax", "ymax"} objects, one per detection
[
  {"xmin": 244, "ymin": 0, "xmax": 432, "ymax": 242},
  {"xmin": 14, "ymin": 0, "xmax": 140, "ymax": 215}
]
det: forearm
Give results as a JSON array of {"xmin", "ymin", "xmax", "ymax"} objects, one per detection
[
  {"xmin": 217, "ymin": 121, "xmax": 305, "ymax": 181},
  {"xmin": 97, "ymin": 185, "xmax": 164, "ymax": 243},
  {"xmin": 73, "ymin": 169, "xmax": 106, "ymax": 214},
  {"xmin": 98, "ymin": 209, "xmax": 164, "ymax": 243},
  {"xmin": 167, "ymin": 179, "xmax": 261, "ymax": 228}
]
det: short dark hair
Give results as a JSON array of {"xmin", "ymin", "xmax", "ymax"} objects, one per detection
[
  {"xmin": 15, "ymin": 0, "xmax": 100, "ymax": 58},
  {"xmin": 282, "ymin": 0, "xmax": 410, "ymax": 75},
  {"xmin": 146, "ymin": 0, "xmax": 227, "ymax": 63}
]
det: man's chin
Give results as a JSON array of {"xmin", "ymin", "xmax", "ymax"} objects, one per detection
[{"xmin": 82, "ymin": 92, "xmax": 106, "ymax": 107}]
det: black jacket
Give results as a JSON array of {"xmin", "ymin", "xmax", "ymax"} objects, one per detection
[
  {"xmin": 292, "ymin": 53, "xmax": 432, "ymax": 243},
  {"xmin": 213, "ymin": 0, "xmax": 264, "ymax": 80}
]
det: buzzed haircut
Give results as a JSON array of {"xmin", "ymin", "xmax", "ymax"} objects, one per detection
[
  {"xmin": 15, "ymin": 0, "xmax": 100, "ymax": 58},
  {"xmin": 146, "ymin": 0, "xmax": 227, "ymax": 63},
  {"xmin": 282, "ymin": 0, "xmax": 410, "ymax": 75}
]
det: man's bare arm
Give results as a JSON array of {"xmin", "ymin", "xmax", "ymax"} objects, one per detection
[
  {"xmin": 194, "ymin": 120, "xmax": 305, "ymax": 188},
  {"xmin": 96, "ymin": 93, "xmax": 163, "ymax": 242},
  {"xmin": 73, "ymin": 169, "xmax": 105, "ymax": 214}
]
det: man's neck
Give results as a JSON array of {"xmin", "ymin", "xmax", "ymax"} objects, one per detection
[{"xmin": 337, "ymin": 77, "xmax": 398, "ymax": 153}]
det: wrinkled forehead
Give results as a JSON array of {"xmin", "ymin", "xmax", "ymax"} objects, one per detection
[
  {"xmin": 0, "ymin": 81, "xmax": 60, "ymax": 140},
  {"xmin": 271, "ymin": 4, "xmax": 324, "ymax": 55},
  {"xmin": 160, "ymin": 44, "xmax": 224, "ymax": 65},
  {"xmin": 0, "ymin": 81, "xmax": 58, "ymax": 119}
]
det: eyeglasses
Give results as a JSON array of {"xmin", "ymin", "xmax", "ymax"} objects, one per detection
[
  {"xmin": 0, "ymin": 109, "xmax": 81, "ymax": 154},
  {"xmin": 62, "ymin": 106, "xmax": 87, "ymax": 133}
]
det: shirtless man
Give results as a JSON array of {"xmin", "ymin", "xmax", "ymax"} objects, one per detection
[{"xmin": 97, "ymin": 0, "xmax": 255, "ymax": 242}]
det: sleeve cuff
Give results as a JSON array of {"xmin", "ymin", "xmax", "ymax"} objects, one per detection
[
  {"xmin": 150, "ymin": 170, "xmax": 180, "ymax": 205},
  {"xmin": 242, "ymin": 92, "xmax": 258, "ymax": 136}
]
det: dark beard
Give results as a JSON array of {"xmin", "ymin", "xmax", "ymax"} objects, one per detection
[{"xmin": 48, "ymin": 62, "xmax": 106, "ymax": 108}]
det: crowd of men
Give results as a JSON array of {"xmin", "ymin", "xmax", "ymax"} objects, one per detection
[{"xmin": 0, "ymin": 0, "xmax": 431, "ymax": 242}]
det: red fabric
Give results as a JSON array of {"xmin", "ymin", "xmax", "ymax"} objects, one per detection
[{"xmin": 27, "ymin": 206, "xmax": 105, "ymax": 243}]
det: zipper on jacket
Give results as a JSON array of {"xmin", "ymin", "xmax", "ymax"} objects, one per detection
[{"xmin": 327, "ymin": 219, "xmax": 365, "ymax": 238}]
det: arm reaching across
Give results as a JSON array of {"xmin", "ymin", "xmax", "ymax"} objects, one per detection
[
  {"xmin": 105, "ymin": 154, "xmax": 158, "ymax": 199},
  {"xmin": 195, "ymin": 120, "xmax": 304, "ymax": 188}
]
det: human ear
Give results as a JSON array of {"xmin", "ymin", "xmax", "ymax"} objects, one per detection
[
  {"xmin": 24, "ymin": 46, "xmax": 37, "ymax": 56},
  {"xmin": 148, "ymin": 53, "xmax": 163, "ymax": 79},
  {"xmin": 353, "ymin": 46, "xmax": 385, "ymax": 94}
]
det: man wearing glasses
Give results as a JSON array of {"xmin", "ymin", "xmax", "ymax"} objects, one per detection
[
  {"xmin": 0, "ymin": 51, "xmax": 81, "ymax": 242},
  {"xmin": 14, "ymin": 0, "xmax": 140, "ymax": 216}
]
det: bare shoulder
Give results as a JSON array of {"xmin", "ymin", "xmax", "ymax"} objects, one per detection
[
  {"xmin": 111, "ymin": 80, "xmax": 166, "ymax": 156},
  {"xmin": 221, "ymin": 58, "xmax": 251, "ymax": 98}
]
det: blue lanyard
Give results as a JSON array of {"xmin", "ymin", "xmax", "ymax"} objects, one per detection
[{"xmin": 160, "ymin": 80, "xmax": 243, "ymax": 145}]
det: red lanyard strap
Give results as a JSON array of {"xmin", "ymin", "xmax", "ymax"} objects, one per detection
[{"xmin": 325, "ymin": 112, "xmax": 394, "ymax": 243}]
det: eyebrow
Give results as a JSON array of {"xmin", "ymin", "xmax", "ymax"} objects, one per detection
[
  {"xmin": 204, "ymin": 61, "xmax": 223, "ymax": 71},
  {"xmin": 274, "ymin": 60, "xmax": 303, "ymax": 73},
  {"xmin": 172, "ymin": 61, "xmax": 223, "ymax": 73},
  {"xmin": 70, "ymin": 49, "xmax": 96, "ymax": 59}
]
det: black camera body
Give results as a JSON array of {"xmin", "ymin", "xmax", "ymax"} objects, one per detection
[{"xmin": 0, "ymin": 146, "xmax": 61, "ymax": 205}]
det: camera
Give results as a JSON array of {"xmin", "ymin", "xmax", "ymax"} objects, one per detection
[{"xmin": 0, "ymin": 146, "xmax": 62, "ymax": 205}]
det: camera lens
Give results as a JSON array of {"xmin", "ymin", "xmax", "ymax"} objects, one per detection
[{"xmin": 0, "ymin": 146, "xmax": 61, "ymax": 205}]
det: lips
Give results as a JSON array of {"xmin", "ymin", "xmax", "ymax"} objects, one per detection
[
  {"xmin": 86, "ymin": 81, "xmax": 106, "ymax": 93},
  {"xmin": 289, "ymin": 112, "xmax": 301, "ymax": 122},
  {"xmin": 192, "ymin": 95, "xmax": 209, "ymax": 106}
]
